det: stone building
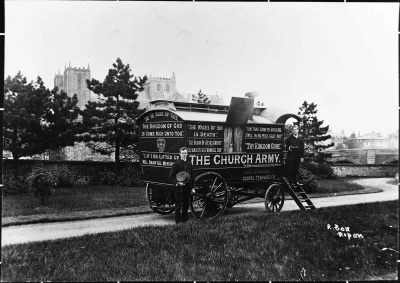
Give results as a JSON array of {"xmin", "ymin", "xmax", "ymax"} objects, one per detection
[
  {"xmin": 50, "ymin": 70, "xmax": 222, "ymax": 161},
  {"xmin": 326, "ymin": 129, "xmax": 348, "ymax": 149},
  {"xmin": 350, "ymin": 132, "xmax": 389, "ymax": 148},
  {"xmin": 54, "ymin": 63, "xmax": 93, "ymax": 109},
  {"xmin": 136, "ymin": 73, "xmax": 223, "ymax": 108}
]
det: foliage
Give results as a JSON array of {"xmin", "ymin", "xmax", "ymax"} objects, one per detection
[
  {"xmin": 54, "ymin": 168, "xmax": 74, "ymax": 188},
  {"xmin": 4, "ymin": 72, "xmax": 80, "ymax": 161},
  {"xmin": 91, "ymin": 164, "xmax": 143, "ymax": 187},
  {"xmin": 3, "ymin": 177, "xmax": 30, "ymax": 196},
  {"xmin": 27, "ymin": 167, "xmax": 56, "ymax": 206},
  {"xmin": 297, "ymin": 101, "xmax": 334, "ymax": 152},
  {"xmin": 192, "ymin": 89, "xmax": 211, "ymax": 104},
  {"xmin": 298, "ymin": 168, "xmax": 318, "ymax": 193},
  {"xmin": 78, "ymin": 58, "xmax": 147, "ymax": 171},
  {"xmin": 2, "ymin": 201, "xmax": 398, "ymax": 281},
  {"xmin": 295, "ymin": 101, "xmax": 337, "ymax": 179},
  {"xmin": 117, "ymin": 165, "xmax": 143, "ymax": 187},
  {"xmin": 98, "ymin": 171, "xmax": 119, "ymax": 186}
]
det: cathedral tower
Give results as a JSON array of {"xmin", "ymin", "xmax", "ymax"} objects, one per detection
[{"xmin": 54, "ymin": 63, "xmax": 92, "ymax": 109}]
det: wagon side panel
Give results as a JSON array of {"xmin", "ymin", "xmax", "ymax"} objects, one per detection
[
  {"xmin": 185, "ymin": 121, "xmax": 285, "ymax": 185},
  {"xmin": 139, "ymin": 110, "xmax": 186, "ymax": 185}
]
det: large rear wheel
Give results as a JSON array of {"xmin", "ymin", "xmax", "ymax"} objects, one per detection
[
  {"xmin": 190, "ymin": 172, "xmax": 228, "ymax": 221},
  {"xmin": 146, "ymin": 183, "xmax": 175, "ymax": 215},
  {"xmin": 265, "ymin": 184, "xmax": 285, "ymax": 212}
]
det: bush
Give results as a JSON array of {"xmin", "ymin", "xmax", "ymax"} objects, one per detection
[
  {"xmin": 91, "ymin": 164, "xmax": 143, "ymax": 187},
  {"xmin": 27, "ymin": 167, "xmax": 56, "ymax": 206},
  {"xmin": 91, "ymin": 171, "xmax": 118, "ymax": 186},
  {"xmin": 3, "ymin": 177, "xmax": 30, "ymax": 196},
  {"xmin": 303, "ymin": 160, "xmax": 337, "ymax": 180},
  {"xmin": 55, "ymin": 168, "xmax": 73, "ymax": 188},
  {"xmin": 117, "ymin": 165, "xmax": 143, "ymax": 187},
  {"xmin": 298, "ymin": 167, "xmax": 318, "ymax": 194}
]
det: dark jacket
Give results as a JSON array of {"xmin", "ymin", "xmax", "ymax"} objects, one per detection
[
  {"xmin": 169, "ymin": 159, "xmax": 195, "ymax": 189},
  {"xmin": 285, "ymin": 134, "xmax": 304, "ymax": 162}
]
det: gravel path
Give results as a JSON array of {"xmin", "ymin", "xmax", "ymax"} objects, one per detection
[{"xmin": 2, "ymin": 178, "xmax": 398, "ymax": 246}]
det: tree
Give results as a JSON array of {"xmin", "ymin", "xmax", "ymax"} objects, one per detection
[
  {"xmin": 192, "ymin": 89, "xmax": 211, "ymax": 104},
  {"xmin": 297, "ymin": 101, "xmax": 334, "ymax": 155},
  {"xmin": 296, "ymin": 101, "xmax": 336, "ymax": 179},
  {"xmin": 79, "ymin": 58, "xmax": 147, "ymax": 172},
  {"xmin": 4, "ymin": 72, "xmax": 81, "ymax": 177},
  {"xmin": 45, "ymin": 87, "xmax": 81, "ymax": 151}
]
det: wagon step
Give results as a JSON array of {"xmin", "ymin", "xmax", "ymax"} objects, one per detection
[{"xmin": 281, "ymin": 177, "xmax": 316, "ymax": 211}]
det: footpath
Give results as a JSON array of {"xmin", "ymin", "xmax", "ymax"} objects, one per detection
[{"xmin": 1, "ymin": 178, "xmax": 398, "ymax": 246}]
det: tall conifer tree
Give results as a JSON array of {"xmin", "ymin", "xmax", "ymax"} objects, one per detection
[
  {"xmin": 79, "ymin": 58, "xmax": 147, "ymax": 171},
  {"xmin": 297, "ymin": 101, "xmax": 334, "ymax": 162},
  {"xmin": 192, "ymin": 89, "xmax": 211, "ymax": 104}
]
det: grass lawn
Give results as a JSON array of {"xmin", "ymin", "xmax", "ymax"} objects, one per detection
[
  {"xmin": 2, "ymin": 185, "xmax": 148, "ymax": 217},
  {"xmin": 2, "ymin": 201, "xmax": 398, "ymax": 281},
  {"xmin": 2, "ymin": 178, "xmax": 370, "ymax": 218},
  {"xmin": 314, "ymin": 178, "xmax": 366, "ymax": 194}
]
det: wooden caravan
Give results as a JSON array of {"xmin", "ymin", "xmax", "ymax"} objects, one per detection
[{"xmin": 136, "ymin": 95, "xmax": 315, "ymax": 221}]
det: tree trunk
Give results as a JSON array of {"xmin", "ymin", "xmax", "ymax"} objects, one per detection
[
  {"xmin": 12, "ymin": 155, "xmax": 20, "ymax": 180},
  {"xmin": 115, "ymin": 138, "xmax": 120, "ymax": 174}
]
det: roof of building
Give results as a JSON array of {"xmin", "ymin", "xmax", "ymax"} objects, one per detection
[{"xmin": 353, "ymin": 134, "xmax": 387, "ymax": 140}]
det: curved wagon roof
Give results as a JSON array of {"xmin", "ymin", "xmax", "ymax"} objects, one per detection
[{"xmin": 137, "ymin": 99, "xmax": 300, "ymax": 125}]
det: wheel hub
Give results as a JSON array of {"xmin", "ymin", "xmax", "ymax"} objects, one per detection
[{"xmin": 207, "ymin": 192, "xmax": 215, "ymax": 200}]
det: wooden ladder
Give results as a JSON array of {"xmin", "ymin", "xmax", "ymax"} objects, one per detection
[{"xmin": 281, "ymin": 177, "xmax": 316, "ymax": 211}]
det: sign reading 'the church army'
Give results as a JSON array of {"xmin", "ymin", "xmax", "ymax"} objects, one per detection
[
  {"xmin": 139, "ymin": 107, "xmax": 285, "ymax": 184},
  {"xmin": 185, "ymin": 123, "xmax": 284, "ymax": 169}
]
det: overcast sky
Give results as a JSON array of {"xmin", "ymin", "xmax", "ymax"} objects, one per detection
[{"xmin": 4, "ymin": 1, "xmax": 398, "ymax": 136}]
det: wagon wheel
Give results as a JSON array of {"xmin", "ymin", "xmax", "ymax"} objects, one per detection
[
  {"xmin": 265, "ymin": 184, "xmax": 285, "ymax": 212},
  {"xmin": 190, "ymin": 172, "xmax": 228, "ymax": 221},
  {"xmin": 146, "ymin": 183, "xmax": 175, "ymax": 215}
]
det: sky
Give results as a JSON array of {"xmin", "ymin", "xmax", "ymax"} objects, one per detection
[{"xmin": 4, "ymin": 1, "xmax": 399, "ymax": 136}]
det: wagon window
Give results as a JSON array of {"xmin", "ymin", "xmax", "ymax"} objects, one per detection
[
  {"xmin": 224, "ymin": 126, "xmax": 233, "ymax": 153},
  {"xmin": 234, "ymin": 126, "xmax": 243, "ymax": 152}
]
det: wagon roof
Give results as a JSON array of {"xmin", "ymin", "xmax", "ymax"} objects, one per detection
[
  {"xmin": 176, "ymin": 110, "xmax": 275, "ymax": 124},
  {"xmin": 137, "ymin": 100, "xmax": 300, "ymax": 124}
]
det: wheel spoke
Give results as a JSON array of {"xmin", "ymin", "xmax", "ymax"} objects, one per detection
[
  {"xmin": 211, "ymin": 182, "xmax": 223, "ymax": 193},
  {"xmin": 194, "ymin": 199, "xmax": 206, "ymax": 211},
  {"xmin": 192, "ymin": 192, "xmax": 207, "ymax": 198},
  {"xmin": 211, "ymin": 177, "xmax": 218, "ymax": 191},
  {"xmin": 200, "ymin": 202, "xmax": 207, "ymax": 218}
]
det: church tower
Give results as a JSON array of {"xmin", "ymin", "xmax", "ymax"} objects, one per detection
[
  {"xmin": 54, "ymin": 63, "xmax": 92, "ymax": 109},
  {"xmin": 143, "ymin": 72, "xmax": 178, "ymax": 101}
]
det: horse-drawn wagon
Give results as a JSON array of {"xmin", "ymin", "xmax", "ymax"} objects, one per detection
[{"xmin": 136, "ymin": 94, "xmax": 315, "ymax": 221}]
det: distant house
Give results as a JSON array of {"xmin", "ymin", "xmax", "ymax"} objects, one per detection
[
  {"xmin": 350, "ymin": 132, "xmax": 389, "ymax": 148},
  {"xmin": 388, "ymin": 131, "xmax": 399, "ymax": 148},
  {"xmin": 326, "ymin": 129, "xmax": 348, "ymax": 149}
]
